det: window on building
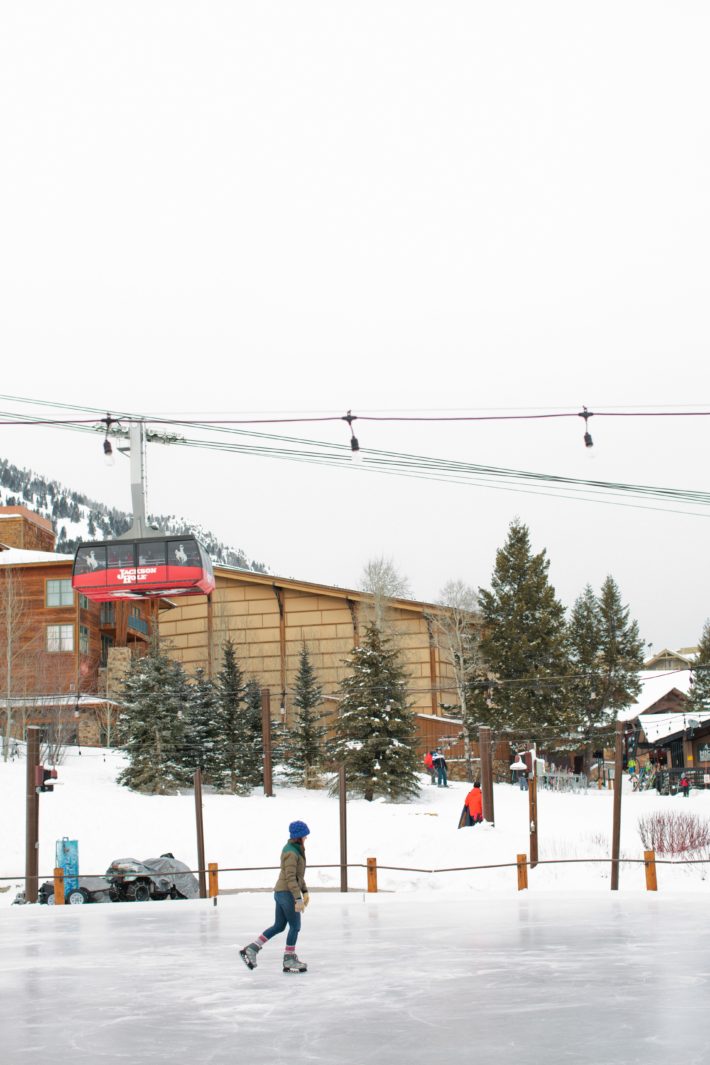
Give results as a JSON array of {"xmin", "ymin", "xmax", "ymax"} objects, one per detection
[
  {"xmin": 100, "ymin": 635, "xmax": 113, "ymax": 667},
  {"xmin": 79, "ymin": 594, "xmax": 90, "ymax": 610},
  {"xmin": 46, "ymin": 579, "xmax": 74, "ymax": 607},
  {"xmin": 47, "ymin": 624, "xmax": 74, "ymax": 653},
  {"xmin": 79, "ymin": 625, "xmax": 90, "ymax": 655}
]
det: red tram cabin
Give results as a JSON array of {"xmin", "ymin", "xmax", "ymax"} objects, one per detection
[{"xmin": 72, "ymin": 536, "xmax": 215, "ymax": 601}]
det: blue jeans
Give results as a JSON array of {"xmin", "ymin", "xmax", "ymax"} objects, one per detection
[
  {"xmin": 262, "ymin": 890, "xmax": 301, "ymax": 948},
  {"xmin": 436, "ymin": 764, "xmax": 448, "ymax": 787}
]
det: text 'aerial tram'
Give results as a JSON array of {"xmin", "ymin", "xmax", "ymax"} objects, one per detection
[
  {"xmin": 72, "ymin": 535, "xmax": 215, "ymax": 602},
  {"xmin": 70, "ymin": 418, "xmax": 216, "ymax": 603}
]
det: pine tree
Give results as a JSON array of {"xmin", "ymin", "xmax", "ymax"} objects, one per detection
[
  {"xmin": 244, "ymin": 678, "xmax": 267, "ymax": 786},
  {"xmin": 185, "ymin": 667, "xmax": 226, "ymax": 789},
  {"xmin": 118, "ymin": 640, "xmax": 192, "ymax": 794},
  {"xmin": 690, "ymin": 620, "xmax": 710, "ymax": 713},
  {"xmin": 332, "ymin": 623, "xmax": 420, "ymax": 802},
  {"xmin": 472, "ymin": 519, "xmax": 570, "ymax": 734},
  {"xmin": 567, "ymin": 577, "xmax": 644, "ymax": 731},
  {"xmin": 287, "ymin": 645, "xmax": 328, "ymax": 787},
  {"xmin": 216, "ymin": 639, "xmax": 258, "ymax": 794}
]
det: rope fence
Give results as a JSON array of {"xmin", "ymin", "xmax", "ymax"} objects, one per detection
[{"xmin": 4, "ymin": 851, "xmax": 710, "ymax": 901}]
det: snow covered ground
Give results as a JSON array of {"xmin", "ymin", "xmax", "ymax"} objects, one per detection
[
  {"xmin": 2, "ymin": 748, "xmax": 710, "ymax": 899},
  {"xmin": 2, "ymin": 750, "xmax": 710, "ymax": 1063}
]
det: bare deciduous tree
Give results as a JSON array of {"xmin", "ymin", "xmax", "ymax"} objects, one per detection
[
  {"xmin": 429, "ymin": 580, "xmax": 482, "ymax": 782},
  {"xmin": 360, "ymin": 556, "xmax": 413, "ymax": 629},
  {"xmin": 0, "ymin": 567, "xmax": 34, "ymax": 761}
]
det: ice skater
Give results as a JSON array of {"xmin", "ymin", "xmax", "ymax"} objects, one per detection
[{"xmin": 240, "ymin": 820, "xmax": 311, "ymax": 974}]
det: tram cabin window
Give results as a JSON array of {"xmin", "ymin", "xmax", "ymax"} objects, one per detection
[
  {"xmin": 138, "ymin": 541, "xmax": 167, "ymax": 567},
  {"xmin": 107, "ymin": 543, "xmax": 136, "ymax": 570},
  {"xmin": 170, "ymin": 540, "xmax": 200, "ymax": 567},
  {"xmin": 75, "ymin": 546, "xmax": 107, "ymax": 573}
]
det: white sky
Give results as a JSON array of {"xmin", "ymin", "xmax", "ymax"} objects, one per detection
[{"xmin": 1, "ymin": 3, "xmax": 709, "ymax": 648}]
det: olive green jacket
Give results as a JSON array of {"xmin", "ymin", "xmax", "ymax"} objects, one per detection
[{"xmin": 274, "ymin": 841, "xmax": 308, "ymax": 901}]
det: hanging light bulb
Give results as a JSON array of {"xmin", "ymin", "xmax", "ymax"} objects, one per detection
[
  {"xmin": 102, "ymin": 413, "xmax": 116, "ymax": 466},
  {"xmin": 578, "ymin": 406, "xmax": 594, "ymax": 455},
  {"xmin": 342, "ymin": 410, "xmax": 362, "ymax": 464}
]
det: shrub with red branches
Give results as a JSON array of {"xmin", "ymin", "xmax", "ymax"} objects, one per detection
[{"xmin": 637, "ymin": 810, "xmax": 710, "ymax": 856}]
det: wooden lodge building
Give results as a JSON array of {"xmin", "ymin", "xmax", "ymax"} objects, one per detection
[
  {"xmin": 158, "ymin": 564, "xmax": 466, "ymax": 757},
  {"xmin": 1, "ymin": 505, "xmax": 469, "ymax": 759},
  {"xmin": 0, "ymin": 506, "xmax": 155, "ymax": 746}
]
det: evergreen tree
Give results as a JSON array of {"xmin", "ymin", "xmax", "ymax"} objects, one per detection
[
  {"xmin": 118, "ymin": 640, "xmax": 192, "ymax": 794},
  {"xmin": 216, "ymin": 639, "xmax": 258, "ymax": 794},
  {"xmin": 567, "ymin": 584, "xmax": 603, "ymax": 730},
  {"xmin": 185, "ymin": 667, "xmax": 226, "ymax": 789},
  {"xmin": 567, "ymin": 577, "xmax": 644, "ymax": 731},
  {"xmin": 472, "ymin": 519, "xmax": 570, "ymax": 733},
  {"xmin": 690, "ymin": 620, "xmax": 710, "ymax": 713},
  {"xmin": 287, "ymin": 645, "xmax": 327, "ymax": 787},
  {"xmin": 244, "ymin": 677, "xmax": 267, "ymax": 786},
  {"xmin": 332, "ymin": 623, "xmax": 420, "ymax": 802}
]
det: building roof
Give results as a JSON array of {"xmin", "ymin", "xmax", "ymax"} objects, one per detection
[
  {"xmin": 636, "ymin": 710, "xmax": 710, "ymax": 744},
  {"xmin": 0, "ymin": 505, "xmax": 55, "ymax": 532},
  {"xmin": 617, "ymin": 670, "xmax": 693, "ymax": 722},
  {"xmin": 0, "ymin": 694, "xmax": 119, "ymax": 709},
  {"xmin": 214, "ymin": 563, "xmax": 446, "ymax": 613},
  {"xmin": 643, "ymin": 646, "xmax": 698, "ymax": 669},
  {"xmin": 0, "ymin": 546, "xmax": 73, "ymax": 565}
]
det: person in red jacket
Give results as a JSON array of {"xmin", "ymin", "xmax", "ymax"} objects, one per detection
[
  {"xmin": 423, "ymin": 750, "xmax": 436, "ymax": 785},
  {"xmin": 458, "ymin": 781, "xmax": 483, "ymax": 828}
]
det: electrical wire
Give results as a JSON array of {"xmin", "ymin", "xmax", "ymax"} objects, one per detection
[{"xmin": 1, "ymin": 401, "xmax": 709, "ymax": 519}]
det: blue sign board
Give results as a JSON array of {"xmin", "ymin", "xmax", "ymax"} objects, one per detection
[{"xmin": 55, "ymin": 838, "xmax": 79, "ymax": 896}]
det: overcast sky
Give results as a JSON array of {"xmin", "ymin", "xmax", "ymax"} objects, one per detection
[{"xmin": 1, "ymin": 2, "xmax": 709, "ymax": 650}]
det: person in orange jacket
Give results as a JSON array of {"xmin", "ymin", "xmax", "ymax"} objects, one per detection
[{"xmin": 458, "ymin": 781, "xmax": 483, "ymax": 828}]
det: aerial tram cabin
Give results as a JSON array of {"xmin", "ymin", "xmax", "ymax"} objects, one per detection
[{"xmin": 72, "ymin": 535, "xmax": 215, "ymax": 602}]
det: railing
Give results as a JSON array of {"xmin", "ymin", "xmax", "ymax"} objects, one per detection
[
  {"xmin": 7, "ymin": 850, "xmax": 709, "ymax": 905},
  {"xmin": 127, "ymin": 614, "xmax": 149, "ymax": 635}
]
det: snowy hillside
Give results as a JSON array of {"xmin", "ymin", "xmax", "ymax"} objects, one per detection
[{"xmin": 0, "ymin": 456, "xmax": 266, "ymax": 570}]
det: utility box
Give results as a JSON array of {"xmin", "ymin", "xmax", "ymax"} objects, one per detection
[{"xmin": 56, "ymin": 838, "xmax": 79, "ymax": 896}]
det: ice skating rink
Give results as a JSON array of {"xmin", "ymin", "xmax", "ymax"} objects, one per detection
[{"xmin": 1, "ymin": 891, "xmax": 708, "ymax": 1065}]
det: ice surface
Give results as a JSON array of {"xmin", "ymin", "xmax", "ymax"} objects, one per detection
[{"xmin": 1, "ymin": 891, "xmax": 708, "ymax": 1065}]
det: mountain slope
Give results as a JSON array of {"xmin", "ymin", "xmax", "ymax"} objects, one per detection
[{"xmin": 0, "ymin": 456, "xmax": 266, "ymax": 572}]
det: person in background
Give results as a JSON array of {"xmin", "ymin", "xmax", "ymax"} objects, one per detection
[
  {"xmin": 458, "ymin": 780, "xmax": 483, "ymax": 828},
  {"xmin": 680, "ymin": 772, "xmax": 691, "ymax": 798},
  {"xmin": 432, "ymin": 749, "xmax": 449, "ymax": 788},
  {"xmin": 424, "ymin": 750, "xmax": 436, "ymax": 785},
  {"xmin": 240, "ymin": 820, "xmax": 311, "ymax": 974}
]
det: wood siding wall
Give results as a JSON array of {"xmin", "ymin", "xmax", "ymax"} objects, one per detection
[{"xmin": 160, "ymin": 574, "xmax": 460, "ymax": 721}]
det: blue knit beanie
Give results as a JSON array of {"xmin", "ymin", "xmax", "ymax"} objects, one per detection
[{"xmin": 289, "ymin": 820, "xmax": 310, "ymax": 839}]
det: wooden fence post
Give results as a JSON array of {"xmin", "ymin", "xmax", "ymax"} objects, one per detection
[
  {"xmin": 53, "ymin": 868, "xmax": 65, "ymax": 904},
  {"xmin": 644, "ymin": 850, "xmax": 658, "ymax": 892},
  {"xmin": 367, "ymin": 857, "xmax": 378, "ymax": 893},
  {"xmin": 517, "ymin": 853, "xmax": 528, "ymax": 891},
  {"xmin": 208, "ymin": 862, "xmax": 219, "ymax": 903}
]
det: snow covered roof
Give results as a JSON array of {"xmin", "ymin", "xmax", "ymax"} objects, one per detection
[
  {"xmin": 616, "ymin": 670, "xmax": 693, "ymax": 722},
  {"xmin": 0, "ymin": 546, "xmax": 73, "ymax": 565},
  {"xmin": 636, "ymin": 710, "xmax": 710, "ymax": 744},
  {"xmin": 0, "ymin": 694, "xmax": 119, "ymax": 709}
]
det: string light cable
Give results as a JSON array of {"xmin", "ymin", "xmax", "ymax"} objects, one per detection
[{"xmin": 1, "ymin": 397, "xmax": 710, "ymax": 517}]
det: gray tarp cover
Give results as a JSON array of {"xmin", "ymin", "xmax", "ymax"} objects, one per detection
[
  {"xmin": 112, "ymin": 858, "xmax": 200, "ymax": 899},
  {"xmin": 143, "ymin": 857, "xmax": 200, "ymax": 899}
]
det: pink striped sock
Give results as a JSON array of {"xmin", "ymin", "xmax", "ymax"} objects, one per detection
[{"xmin": 257, "ymin": 935, "xmax": 268, "ymax": 945}]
